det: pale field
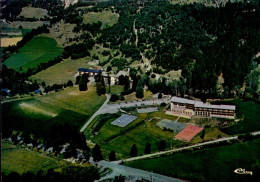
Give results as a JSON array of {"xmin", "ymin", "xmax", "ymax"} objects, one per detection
[
  {"xmin": 83, "ymin": 10, "xmax": 119, "ymax": 29},
  {"xmin": 1, "ymin": 37, "xmax": 23, "ymax": 47},
  {"xmin": 2, "ymin": 21, "xmax": 50, "ymax": 29},
  {"xmin": 19, "ymin": 7, "xmax": 48, "ymax": 19}
]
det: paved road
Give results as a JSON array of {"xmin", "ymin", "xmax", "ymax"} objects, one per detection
[
  {"xmin": 113, "ymin": 131, "xmax": 260, "ymax": 163},
  {"xmin": 98, "ymin": 160, "xmax": 183, "ymax": 182},
  {"xmin": 80, "ymin": 96, "xmax": 170, "ymax": 132},
  {"xmin": 80, "ymin": 94, "xmax": 111, "ymax": 132}
]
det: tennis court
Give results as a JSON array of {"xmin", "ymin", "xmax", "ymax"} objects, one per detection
[
  {"xmin": 175, "ymin": 125, "xmax": 204, "ymax": 142},
  {"xmin": 156, "ymin": 119, "xmax": 187, "ymax": 132},
  {"xmin": 137, "ymin": 107, "xmax": 159, "ymax": 113},
  {"xmin": 111, "ymin": 114, "xmax": 138, "ymax": 127}
]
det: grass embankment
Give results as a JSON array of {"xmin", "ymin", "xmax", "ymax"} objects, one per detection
[
  {"xmin": 85, "ymin": 111, "xmax": 187, "ymax": 159},
  {"xmin": 214, "ymin": 99, "xmax": 260, "ymax": 135},
  {"xmin": 126, "ymin": 138, "xmax": 260, "ymax": 182},
  {"xmin": 2, "ymin": 98, "xmax": 88, "ymax": 137},
  {"xmin": 4, "ymin": 35, "xmax": 63, "ymax": 72},
  {"xmin": 30, "ymin": 58, "xmax": 89, "ymax": 86},
  {"xmin": 2, "ymin": 141, "xmax": 66, "ymax": 175},
  {"xmin": 83, "ymin": 10, "xmax": 119, "ymax": 29}
]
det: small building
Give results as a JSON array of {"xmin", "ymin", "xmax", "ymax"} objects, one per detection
[
  {"xmin": 1, "ymin": 88, "xmax": 10, "ymax": 95},
  {"xmin": 78, "ymin": 68, "xmax": 102, "ymax": 77},
  {"xmin": 34, "ymin": 89, "xmax": 42, "ymax": 94},
  {"xmin": 167, "ymin": 96, "xmax": 236, "ymax": 119}
]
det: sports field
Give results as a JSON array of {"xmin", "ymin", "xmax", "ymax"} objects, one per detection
[
  {"xmin": 2, "ymin": 141, "xmax": 66, "ymax": 175},
  {"xmin": 126, "ymin": 138, "xmax": 260, "ymax": 181},
  {"xmin": 83, "ymin": 10, "xmax": 119, "ymax": 29},
  {"xmin": 36, "ymin": 86, "xmax": 106, "ymax": 116},
  {"xmin": 4, "ymin": 35, "xmax": 63, "ymax": 72},
  {"xmin": 175, "ymin": 125, "xmax": 203, "ymax": 141}
]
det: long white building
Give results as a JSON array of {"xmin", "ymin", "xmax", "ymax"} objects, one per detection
[{"xmin": 166, "ymin": 97, "xmax": 236, "ymax": 119}]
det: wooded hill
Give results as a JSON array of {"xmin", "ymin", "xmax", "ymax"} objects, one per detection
[{"xmin": 2, "ymin": 0, "xmax": 260, "ymax": 99}]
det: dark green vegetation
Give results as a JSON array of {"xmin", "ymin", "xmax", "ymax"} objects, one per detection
[
  {"xmin": 4, "ymin": 35, "xmax": 62, "ymax": 72},
  {"xmin": 214, "ymin": 99, "xmax": 260, "ymax": 135},
  {"xmin": 96, "ymin": 0, "xmax": 260, "ymax": 99},
  {"xmin": 2, "ymin": 164, "xmax": 100, "ymax": 182},
  {"xmin": 126, "ymin": 138, "xmax": 260, "ymax": 182}
]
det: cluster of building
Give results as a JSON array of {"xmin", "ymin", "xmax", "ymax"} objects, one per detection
[
  {"xmin": 167, "ymin": 97, "xmax": 236, "ymax": 119},
  {"xmin": 77, "ymin": 67, "xmax": 131, "ymax": 86}
]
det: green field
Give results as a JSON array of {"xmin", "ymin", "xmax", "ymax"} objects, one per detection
[
  {"xmin": 36, "ymin": 86, "xmax": 106, "ymax": 116},
  {"xmin": 83, "ymin": 10, "xmax": 119, "ymax": 29},
  {"xmin": 85, "ymin": 111, "xmax": 188, "ymax": 159},
  {"xmin": 2, "ymin": 142, "xmax": 66, "ymax": 175},
  {"xmin": 214, "ymin": 99, "xmax": 260, "ymax": 135},
  {"xmin": 4, "ymin": 35, "xmax": 63, "ymax": 72},
  {"xmin": 30, "ymin": 58, "xmax": 89, "ymax": 86},
  {"xmin": 126, "ymin": 138, "xmax": 260, "ymax": 182},
  {"xmin": 2, "ymin": 27, "xmax": 32, "ymax": 37},
  {"xmin": 106, "ymin": 85, "xmax": 124, "ymax": 95}
]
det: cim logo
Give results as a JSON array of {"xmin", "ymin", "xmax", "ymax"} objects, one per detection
[{"xmin": 234, "ymin": 168, "xmax": 253, "ymax": 175}]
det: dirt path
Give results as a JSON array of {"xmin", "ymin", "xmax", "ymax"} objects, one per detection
[{"xmin": 133, "ymin": 14, "xmax": 152, "ymax": 71}]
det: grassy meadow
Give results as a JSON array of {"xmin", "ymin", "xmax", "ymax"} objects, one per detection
[
  {"xmin": 2, "ymin": 142, "xmax": 66, "ymax": 175},
  {"xmin": 19, "ymin": 7, "xmax": 48, "ymax": 19},
  {"xmin": 4, "ymin": 35, "xmax": 63, "ymax": 72},
  {"xmin": 83, "ymin": 10, "xmax": 119, "ymax": 29},
  {"xmin": 30, "ymin": 58, "xmax": 90, "ymax": 86},
  {"xmin": 126, "ymin": 138, "xmax": 260, "ymax": 182}
]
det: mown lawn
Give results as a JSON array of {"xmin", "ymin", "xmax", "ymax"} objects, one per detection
[
  {"xmin": 2, "ymin": 142, "xmax": 66, "ymax": 175},
  {"xmin": 213, "ymin": 99, "xmax": 260, "ymax": 135},
  {"xmin": 106, "ymin": 85, "xmax": 124, "ymax": 95},
  {"xmin": 36, "ymin": 86, "xmax": 106, "ymax": 116},
  {"xmin": 83, "ymin": 10, "xmax": 119, "ymax": 29},
  {"xmin": 30, "ymin": 58, "xmax": 89, "ymax": 86},
  {"xmin": 4, "ymin": 35, "xmax": 63, "ymax": 72},
  {"xmin": 126, "ymin": 138, "xmax": 260, "ymax": 182}
]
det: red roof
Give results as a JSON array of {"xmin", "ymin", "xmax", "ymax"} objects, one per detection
[{"xmin": 175, "ymin": 125, "xmax": 203, "ymax": 142}]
